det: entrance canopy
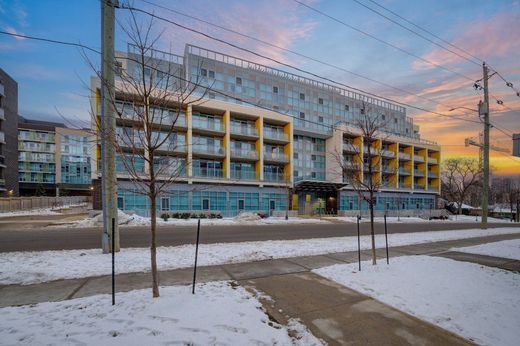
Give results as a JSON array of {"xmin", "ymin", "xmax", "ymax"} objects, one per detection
[{"xmin": 294, "ymin": 180, "xmax": 347, "ymax": 192}]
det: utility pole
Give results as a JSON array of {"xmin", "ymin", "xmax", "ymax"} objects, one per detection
[
  {"xmin": 481, "ymin": 62, "xmax": 490, "ymax": 229},
  {"xmin": 101, "ymin": 0, "xmax": 119, "ymax": 253}
]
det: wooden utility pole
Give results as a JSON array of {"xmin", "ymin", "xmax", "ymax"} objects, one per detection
[
  {"xmin": 101, "ymin": 0, "xmax": 119, "ymax": 252},
  {"xmin": 481, "ymin": 62, "xmax": 490, "ymax": 229}
]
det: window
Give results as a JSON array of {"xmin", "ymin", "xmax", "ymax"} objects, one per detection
[
  {"xmin": 381, "ymin": 114, "xmax": 386, "ymax": 120},
  {"xmin": 406, "ymin": 128, "xmax": 409, "ymax": 133},
  {"xmin": 318, "ymin": 98, "xmax": 323, "ymax": 105},
  {"xmin": 299, "ymin": 93, "xmax": 305, "ymax": 100},
  {"xmin": 117, "ymin": 196, "xmax": 125, "ymax": 209},
  {"xmin": 202, "ymin": 198, "xmax": 210, "ymax": 210},
  {"xmin": 273, "ymin": 86, "xmax": 278, "ymax": 93},
  {"xmin": 360, "ymin": 108, "xmax": 365, "ymax": 115},
  {"xmin": 236, "ymin": 77, "xmax": 242, "ymax": 85},
  {"xmin": 345, "ymin": 104, "xmax": 350, "ymax": 111},
  {"xmin": 318, "ymin": 116, "xmax": 324, "ymax": 123},
  {"xmin": 238, "ymin": 199, "xmax": 245, "ymax": 211},
  {"xmin": 294, "ymin": 153, "xmax": 298, "ymax": 159},
  {"xmin": 200, "ymin": 68, "xmax": 207, "ymax": 77},
  {"xmin": 114, "ymin": 61, "xmax": 123, "ymax": 76},
  {"xmin": 208, "ymin": 70, "xmax": 215, "ymax": 79},
  {"xmin": 394, "ymin": 118, "xmax": 398, "ymax": 124},
  {"xmin": 209, "ymin": 92, "xmax": 215, "ymax": 99},
  {"xmin": 161, "ymin": 197, "xmax": 170, "ymax": 211},
  {"xmin": 299, "ymin": 112, "xmax": 305, "ymax": 119}
]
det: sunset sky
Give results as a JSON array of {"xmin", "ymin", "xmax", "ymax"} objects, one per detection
[{"xmin": 1, "ymin": 0, "xmax": 519, "ymax": 175}]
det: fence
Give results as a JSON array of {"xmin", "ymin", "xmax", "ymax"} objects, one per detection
[{"xmin": 0, "ymin": 196, "xmax": 91, "ymax": 213}]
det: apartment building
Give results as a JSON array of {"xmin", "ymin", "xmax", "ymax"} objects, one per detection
[
  {"xmin": 91, "ymin": 44, "xmax": 440, "ymax": 216},
  {"xmin": 0, "ymin": 69, "xmax": 20, "ymax": 196},
  {"xmin": 18, "ymin": 117, "xmax": 93, "ymax": 196}
]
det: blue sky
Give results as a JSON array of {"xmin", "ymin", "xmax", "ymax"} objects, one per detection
[{"xmin": 1, "ymin": 0, "xmax": 519, "ymax": 173}]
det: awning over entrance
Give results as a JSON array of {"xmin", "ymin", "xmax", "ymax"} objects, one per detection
[{"xmin": 294, "ymin": 180, "xmax": 347, "ymax": 192}]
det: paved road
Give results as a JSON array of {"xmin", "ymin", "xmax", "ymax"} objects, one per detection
[{"xmin": 0, "ymin": 221, "xmax": 517, "ymax": 252}]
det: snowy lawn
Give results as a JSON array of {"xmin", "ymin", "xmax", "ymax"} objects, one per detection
[
  {"xmin": 0, "ymin": 281, "xmax": 322, "ymax": 345},
  {"xmin": 0, "ymin": 203, "xmax": 88, "ymax": 219},
  {"xmin": 329, "ymin": 215, "xmax": 508, "ymax": 223},
  {"xmin": 314, "ymin": 256, "xmax": 520, "ymax": 346},
  {"xmin": 452, "ymin": 239, "xmax": 520, "ymax": 260},
  {"xmin": 2, "ymin": 227, "xmax": 520, "ymax": 285}
]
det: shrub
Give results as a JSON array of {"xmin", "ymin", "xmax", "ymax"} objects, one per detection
[
  {"xmin": 209, "ymin": 213, "xmax": 217, "ymax": 219},
  {"xmin": 257, "ymin": 212, "xmax": 268, "ymax": 219},
  {"xmin": 199, "ymin": 213, "xmax": 207, "ymax": 219},
  {"xmin": 181, "ymin": 212, "xmax": 191, "ymax": 219},
  {"xmin": 171, "ymin": 212, "xmax": 180, "ymax": 219},
  {"xmin": 161, "ymin": 213, "xmax": 170, "ymax": 221},
  {"xmin": 216, "ymin": 214, "xmax": 223, "ymax": 219}
]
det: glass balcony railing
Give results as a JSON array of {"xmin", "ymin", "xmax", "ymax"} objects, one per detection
[
  {"xmin": 230, "ymin": 124, "xmax": 258, "ymax": 137},
  {"xmin": 414, "ymin": 169, "xmax": 425, "ymax": 177},
  {"xmin": 264, "ymin": 130, "xmax": 289, "ymax": 141},
  {"xmin": 399, "ymin": 182, "xmax": 411, "ymax": 189},
  {"xmin": 264, "ymin": 172, "xmax": 287, "ymax": 182},
  {"xmin": 398, "ymin": 152, "xmax": 411, "ymax": 160},
  {"xmin": 363, "ymin": 146, "xmax": 379, "ymax": 155},
  {"xmin": 363, "ymin": 163, "xmax": 379, "ymax": 172},
  {"xmin": 192, "ymin": 146, "xmax": 225, "ymax": 156},
  {"xmin": 230, "ymin": 170, "xmax": 257, "ymax": 180},
  {"xmin": 414, "ymin": 155, "xmax": 425, "ymax": 162},
  {"xmin": 380, "ymin": 149, "xmax": 395, "ymax": 158},
  {"xmin": 382, "ymin": 166, "xmax": 396, "ymax": 174},
  {"xmin": 343, "ymin": 161, "xmax": 360, "ymax": 170},
  {"xmin": 343, "ymin": 143, "xmax": 360, "ymax": 153},
  {"xmin": 399, "ymin": 167, "xmax": 411, "ymax": 175},
  {"xmin": 414, "ymin": 184, "xmax": 426, "ymax": 190},
  {"xmin": 264, "ymin": 151, "xmax": 289, "ymax": 162},
  {"xmin": 230, "ymin": 149, "xmax": 258, "ymax": 159},
  {"xmin": 428, "ymin": 185, "xmax": 439, "ymax": 191},
  {"xmin": 428, "ymin": 171, "xmax": 438, "ymax": 178},
  {"xmin": 192, "ymin": 168, "xmax": 224, "ymax": 179},
  {"xmin": 427, "ymin": 157, "xmax": 438, "ymax": 164},
  {"xmin": 192, "ymin": 119, "xmax": 224, "ymax": 132}
]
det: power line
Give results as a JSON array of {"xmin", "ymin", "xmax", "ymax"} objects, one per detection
[
  {"xmin": 365, "ymin": 0, "xmax": 484, "ymax": 64},
  {"xmin": 121, "ymin": 4, "xmax": 483, "ymax": 125},
  {"xmin": 291, "ymin": 0, "xmax": 477, "ymax": 82},
  {"xmin": 351, "ymin": 0, "xmax": 481, "ymax": 66},
  {"xmin": 136, "ymin": 0, "xmax": 481, "ymax": 129},
  {"xmin": 0, "ymin": 30, "xmax": 100, "ymax": 54}
]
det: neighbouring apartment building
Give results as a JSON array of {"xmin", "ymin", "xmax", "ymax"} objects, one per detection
[
  {"xmin": 91, "ymin": 44, "xmax": 440, "ymax": 217},
  {"xmin": 18, "ymin": 117, "xmax": 93, "ymax": 196},
  {"xmin": 0, "ymin": 69, "xmax": 20, "ymax": 196}
]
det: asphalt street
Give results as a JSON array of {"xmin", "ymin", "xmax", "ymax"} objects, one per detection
[{"xmin": 0, "ymin": 221, "xmax": 517, "ymax": 252}]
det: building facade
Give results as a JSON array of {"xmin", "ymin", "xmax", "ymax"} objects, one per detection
[
  {"xmin": 0, "ymin": 69, "xmax": 20, "ymax": 196},
  {"xmin": 18, "ymin": 117, "xmax": 93, "ymax": 196},
  {"xmin": 91, "ymin": 44, "xmax": 440, "ymax": 217}
]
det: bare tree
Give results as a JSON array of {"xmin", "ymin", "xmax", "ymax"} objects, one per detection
[
  {"xmin": 441, "ymin": 158, "xmax": 482, "ymax": 215},
  {"xmin": 333, "ymin": 103, "xmax": 388, "ymax": 265},
  {"xmin": 91, "ymin": 14, "xmax": 205, "ymax": 298}
]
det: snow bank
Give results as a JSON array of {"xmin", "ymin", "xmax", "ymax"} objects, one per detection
[
  {"xmin": 452, "ymin": 239, "xmax": 520, "ymax": 260},
  {"xmin": 315, "ymin": 256, "xmax": 520, "ymax": 346},
  {"xmin": 328, "ymin": 215, "xmax": 508, "ymax": 223},
  {"xmin": 2, "ymin": 227, "xmax": 520, "ymax": 285},
  {"xmin": 0, "ymin": 281, "xmax": 323, "ymax": 345},
  {"xmin": 234, "ymin": 212, "xmax": 261, "ymax": 222},
  {"xmin": 0, "ymin": 203, "xmax": 88, "ymax": 218}
]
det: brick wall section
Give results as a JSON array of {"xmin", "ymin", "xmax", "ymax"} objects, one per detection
[{"xmin": 0, "ymin": 69, "xmax": 19, "ymax": 196}]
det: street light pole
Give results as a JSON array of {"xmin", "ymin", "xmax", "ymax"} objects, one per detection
[{"xmin": 481, "ymin": 62, "xmax": 490, "ymax": 229}]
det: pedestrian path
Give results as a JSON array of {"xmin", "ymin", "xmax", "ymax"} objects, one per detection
[
  {"xmin": 1, "ymin": 232, "xmax": 519, "ymax": 308},
  {"xmin": 241, "ymin": 272, "xmax": 473, "ymax": 345}
]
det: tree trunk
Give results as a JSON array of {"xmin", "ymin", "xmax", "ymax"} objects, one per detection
[
  {"xmin": 150, "ymin": 191, "xmax": 160, "ymax": 298},
  {"xmin": 369, "ymin": 195, "xmax": 377, "ymax": 265}
]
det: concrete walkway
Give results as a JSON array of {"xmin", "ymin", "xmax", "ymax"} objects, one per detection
[
  {"xmin": 242, "ymin": 272, "xmax": 473, "ymax": 345},
  {"xmin": 1, "ymin": 232, "xmax": 519, "ymax": 308}
]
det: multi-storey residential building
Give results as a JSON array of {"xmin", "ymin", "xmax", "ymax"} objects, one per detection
[
  {"xmin": 18, "ymin": 117, "xmax": 93, "ymax": 196},
  {"xmin": 91, "ymin": 44, "xmax": 440, "ymax": 216},
  {"xmin": 0, "ymin": 69, "xmax": 20, "ymax": 196}
]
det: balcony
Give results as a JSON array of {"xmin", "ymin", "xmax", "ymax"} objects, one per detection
[
  {"xmin": 230, "ymin": 170, "xmax": 258, "ymax": 181},
  {"xmin": 263, "ymin": 129, "xmax": 289, "ymax": 143},
  {"xmin": 264, "ymin": 172, "xmax": 287, "ymax": 183},
  {"xmin": 399, "ymin": 167, "xmax": 411, "ymax": 175},
  {"xmin": 0, "ymin": 107, "xmax": 4, "ymax": 120},
  {"xmin": 363, "ymin": 163, "xmax": 379, "ymax": 172},
  {"xmin": 192, "ymin": 168, "xmax": 224, "ymax": 179},
  {"xmin": 399, "ymin": 182, "xmax": 411, "ymax": 189},
  {"xmin": 428, "ymin": 157, "xmax": 438, "ymax": 164},
  {"xmin": 192, "ymin": 146, "xmax": 225, "ymax": 157},
  {"xmin": 414, "ymin": 184, "xmax": 426, "ymax": 190},
  {"xmin": 414, "ymin": 155, "xmax": 425, "ymax": 162},
  {"xmin": 414, "ymin": 169, "xmax": 425, "ymax": 177},
  {"xmin": 428, "ymin": 171, "xmax": 438, "ymax": 178},
  {"xmin": 0, "ymin": 131, "xmax": 5, "ymax": 144},
  {"xmin": 230, "ymin": 149, "xmax": 259, "ymax": 160},
  {"xmin": 380, "ymin": 149, "xmax": 395, "ymax": 158},
  {"xmin": 381, "ymin": 165, "xmax": 396, "ymax": 174},
  {"xmin": 343, "ymin": 143, "xmax": 360, "ymax": 153},
  {"xmin": 230, "ymin": 124, "xmax": 258, "ymax": 138},
  {"xmin": 428, "ymin": 186, "xmax": 439, "ymax": 192},
  {"xmin": 363, "ymin": 146, "xmax": 379, "ymax": 155},
  {"xmin": 264, "ymin": 151, "xmax": 289, "ymax": 163},
  {"xmin": 343, "ymin": 161, "xmax": 360, "ymax": 171},
  {"xmin": 381, "ymin": 181, "xmax": 395, "ymax": 188},
  {"xmin": 192, "ymin": 118, "xmax": 225, "ymax": 134},
  {"xmin": 398, "ymin": 152, "xmax": 411, "ymax": 160}
]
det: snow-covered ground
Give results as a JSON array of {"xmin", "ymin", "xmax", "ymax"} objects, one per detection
[
  {"xmin": 63, "ymin": 210, "xmax": 330, "ymax": 228},
  {"xmin": 328, "ymin": 215, "xmax": 508, "ymax": 223},
  {"xmin": 0, "ymin": 203, "xmax": 88, "ymax": 219},
  {"xmin": 0, "ymin": 281, "xmax": 323, "ymax": 345},
  {"xmin": 2, "ymin": 227, "xmax": 520, "ymax": 285},
  {"xmin": 453, "ymin": 239, "xmax": 520, "ymax": 260},
  {"xmin": 315, "ymin": 256, "xmax": 520, "ymax": 346}
]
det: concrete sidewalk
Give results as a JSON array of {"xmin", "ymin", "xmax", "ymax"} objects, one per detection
[
  {"xmin": 242, "ymin": 272, "xmax": 473, "ymax": 345},
  {"xmin": 1, "ymin": 232, "xmax": 519, "ymax": 308}
]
